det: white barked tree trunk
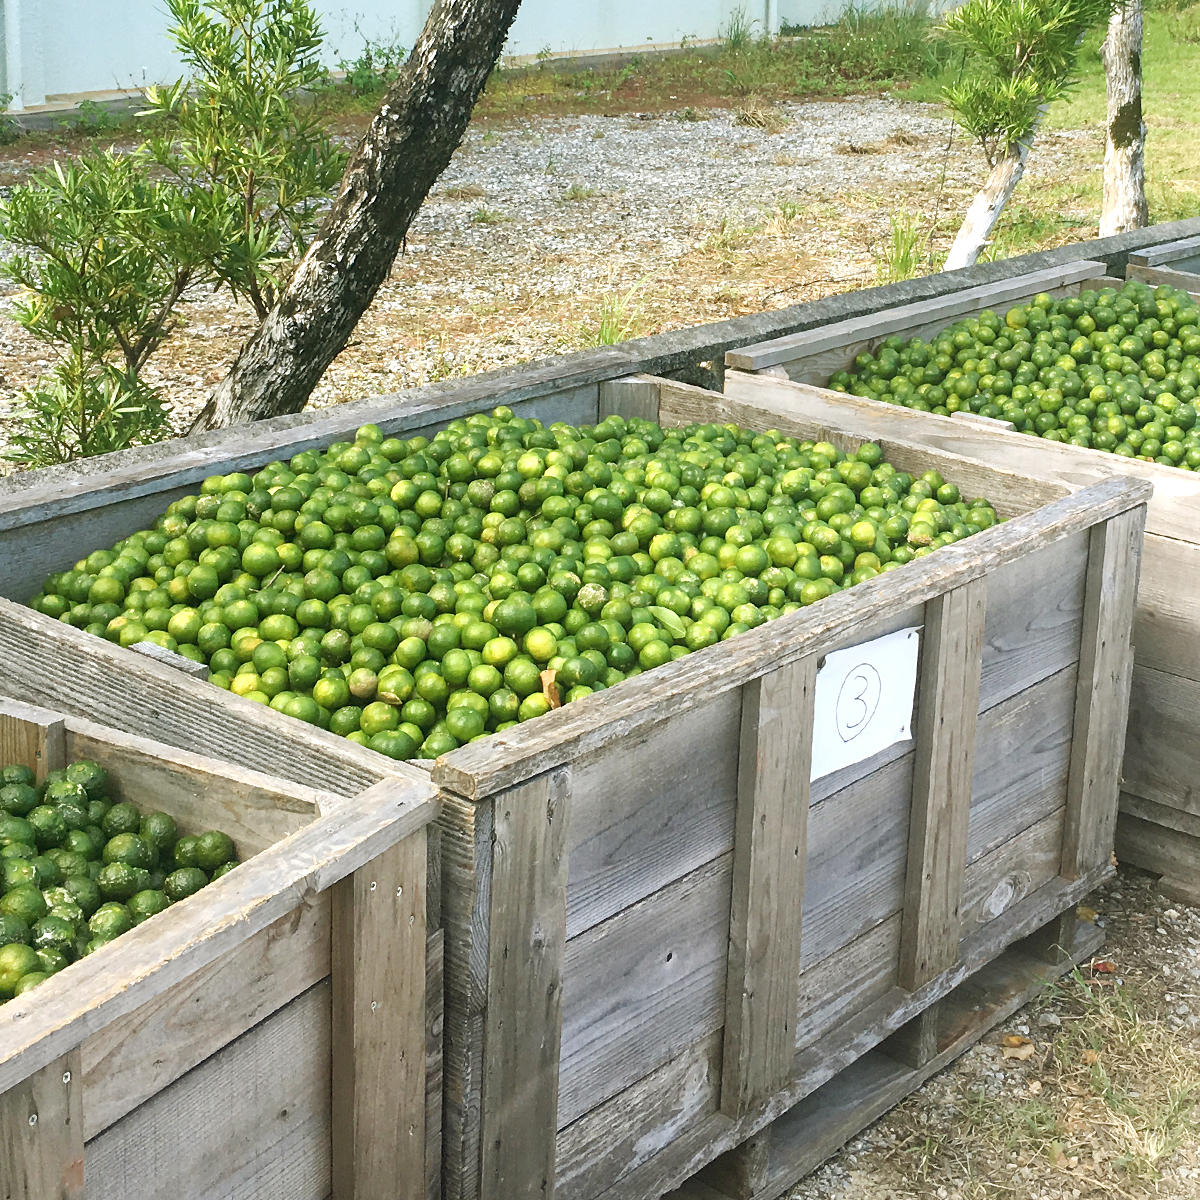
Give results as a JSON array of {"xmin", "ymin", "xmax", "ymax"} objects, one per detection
[{"xmin": 1100, "ymin": 0, "xmax": 1148, "ymax": 237}]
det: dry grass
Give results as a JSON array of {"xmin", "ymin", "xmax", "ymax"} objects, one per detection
[
  {"xmin": 438, "ymin": 183, "xmax": 488, "ymax": 201},
  {"xmin": 734, "ymin": 98, "xmax": 792, "ymax": 134}
]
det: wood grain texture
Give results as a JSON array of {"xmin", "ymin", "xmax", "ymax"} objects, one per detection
[
  {"xmin": 566, "ymin": 690, "xmax": 740, "ymax": 939},
  {"xmin": 0, "ymin": 699, "xmax": 66, "ymax": 783},
  {"xmin": 694, "ymin": 1133, "xmax": 769, "ymax": 1200},
  {"xmin": 480, "ymin": 768, "xmax": 571, "ymax": 1200},
  {"xmin": 1127, "ymin": 232, "xmax": 1200, "ymax": 268},
  {"xmin": 332, "ymin": 830, "xmax": 429, "ymax": 1200},
  {"xmin": 881, "ymin": 1006, "xmax": 940, "ymax": 1070},
  {"xmin": 81, "ymin": 891, "xmax": 330, "ymax": 1138},
  {"xmin": 1126, "ymin": 262, "xmax": 1200, "ymax": 292},
  {"xmin": 1135, "ymin": 533, "xmax": 1200, "ymax": 682},
  {"xmin": 0, "ymin": 596, "xmax": 426, "ymax": 798},
  {"xmin": 0, "ymin": 776, "xmax": 436, "ymax": 1095},
  {"xmin": 899, "ymin": 583, "xmax": 986, "ymax": 990},
  {"xmin": 723, "ymin": 262, "xmax": 1106, "ymax": 372},
  {"xmin": 85, "ymin": 983, "xmax": 332, "ymax": 1200},
  {"xmin": 1063, "ymin": 509, "xmax": 1144, "ymax": 878},
  {"xmin": 599, "ymin": 376, "xmax": 661, "ymax": 422},
  {"xmin": 427, "ymin": 929, "xmax": 446, "ymax": 1200},
  {"xmin": 1116, "ymin": 811, "xmax": 1200, "ymax": 904},
  {"xmin": 0, "ymin": 1052, "xmax": 83, "ymax": 1200},
  {"xmin": 438, "ymin": 791, "xmax": 494, "ymax": 1200},
  {"xmin": 559, "ymin": 854, "xmax": 732, "ymax": 1130},
  {"xmin": 1121, "ymin": 664, "xmax": 1200, "ymax": 817},
  {"xmin": 566, "ymin": 864, "xmax": 1109, "ymax": 1200},
  {"xmin": 64, "ymin": 721, "xmax": 328, "ymax": 857},
  {"xmin": 722, "ymin": 656, "xmax": 817, "ymax": 1116}
]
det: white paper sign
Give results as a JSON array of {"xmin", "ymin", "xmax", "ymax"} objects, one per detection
[{"xmin": 810, "ymin": 627, "xmax": 921, "ymax": 781}]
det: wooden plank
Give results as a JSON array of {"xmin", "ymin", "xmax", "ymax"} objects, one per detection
[
  {"xmin": 64, "ymin": 720, "xmax": 329, "ymax": 856},
  {"xmin": 0, "ymin": 1052, "xmax": 83, "ymax": 1200},
  {"xmin": 479, "ymin": 768, "xmax": 571, "ymax": 1200},
  {"xmin": 719, "ymin": 370, "xmax": 1200, "ymax": 546},
  {"xmin": 599, "ymin": 376, "xmax": 662, "ymax": 422},
  {"xmin": 721, "ymin": 657, "xmax": 816, "ymax": 1117},
  {"xmin": 0, "ymin": 699, "xmax": 66, "ymax": 783},
  {"xmin": 438, "ymin": 791, "xmax": 494, "ymax": 1200},
  {"xmin": 979, "ymin": 533, "xmax": 1087, "ymax": 711},
  {"xmin": 1116, "ymin": 811, "xmax": 1200, "ymax": 905},
  {"xmin": 332, "ymin": 829, "xmax": 429, "ymax": 1200},
  {"xmin": 129, "ymin": 639, "xmax": 211, "ymax": 679},
  {"xmin": 85, "ymin": 983, "xmax": 332, "ymax": 1200},
  {"xmin": 899, "ymin": 582, "xmax": 986, "ymax": 990},
  {"xmin": 694, "ymin": 1132, "xmax": 770, "ymax": 1200},
  {"xmin": 1126, "ymin": 262, "xmax": 1200, "ymax": 293},
  {"xmin": 558, "ymin": 854, "xmax": 732, "ymax": 1130},
  {"xmin": 0, "ymin": 776, "xmax": 436, "ymax": 1095},
  {"xmin": 1063, "ymin": 508, "xmax": 1144, "ymax": 879},
  {"xmin": 723, "ymin": 261, "xmax": 1106, "ymax": 372},
  {"xmin": 566, "ymin": 690, "xmax": 740, "ymax": 939},
  {"xmin": 427, "ymin": 929, "xmax": 446, "ymax": 1200},
  {"xmin": 81, "ymin": 891, "xmax": 331, "ymax": 1138},
  {"xmin": 1128, "ymin": 231, "xmax": 1200, "ymax": 268},
  {"xmin": 882, "ymin": 1005, "xmax": 940, "ymax": 1070},
  {"xmin": 1132, "ymin": 533, "xmax": 1200, "ymax": 682},
  {"xmin": 434, "ymin": 473, "xmax": 1148, "ymax": 802},
  {"xmin": 561, "ymin": 863, "xmax": 1110, "ymax": 1200},
  {"xmin": 1122, "ymin": 664, "xmax": 1200, "ymax": 818},
  {"xmin": 0, "ymin": 596, "xmax": 425, "ymax": 798},
  {"xmin": 967, "ymin": 664, "xmax": 1077, "ymax": 865}
]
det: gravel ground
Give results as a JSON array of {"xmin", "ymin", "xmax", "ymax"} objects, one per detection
[
  {"xmin": 0, "ymin": 95, "xmax": 1099, "ymax": 461},
  {"xmin": 0, "ymin": 91, "xmax": 1187, "ymax": 1200}
]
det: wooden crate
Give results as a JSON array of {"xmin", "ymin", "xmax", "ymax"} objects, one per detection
[
  {"xmin": 725, "ymin": 266, "xmax": 1200, "ymax": 904},
  {"xmin": 0, "ymin": 372, "xmax": 1147, "ymax": 1200},
  {"xmin": 669, "ymin": 912, "xmax": 1103, "ymax": 1200},
  {"xmin": 1126, "ymin": 232, "xmax": 1200, "ymax": 291},
  {"xmin": 0, "ymin": 697, "xmax": 440, "ymax": 1200}
]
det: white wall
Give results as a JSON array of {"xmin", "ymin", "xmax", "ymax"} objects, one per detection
[{"xmin": 0, "ymin": 0, "xmax": 798, "ymax": 109}]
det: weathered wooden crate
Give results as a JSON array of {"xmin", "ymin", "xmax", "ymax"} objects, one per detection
[
  {"xmin": 726, "ymin": 266, "xmax": 1200, "ymax": 903},
  {"xmin": 1126, "ymin": 232, "xmax": 1200, "ymax": 292},
  {"xmin": 0, "ymin": 370, "xmax": 1147, "ymax": 1200},
  {"xmin": 668, "ymin": 912, "xmax": 1102, "ymax": 1200},
  {"xmin": 0, "ymin": 696, "xmax": 440, "ymax": 1200},
  {"xmin": 419, "ymin": 375, "xmax": 1145, "ymax": 1200}
]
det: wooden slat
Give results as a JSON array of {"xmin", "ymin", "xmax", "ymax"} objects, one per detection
[
  {"xmin": 1132, "ymin": 533, "xmax": 1200, "ymax": 682},
  {"xmin": 1122, "ymin": 664, "xmax": 1200, "ymax": 820},
  {"xmin": 85, "ymin": 983, "xmax": 332, "ymax": 1200},
  {"xmin": 719, "ymin": 370, "xmax": 1200, "ymax": 546},
  {"xmin": 64, "ymin": 720, "xmax": 330, "ymax": 855},
  {"xmin": 1116, "ymin": 811, "xmax": 1200, "ymax": 905},
  {"xmin": 426, "ymin": 929, "xmax": 446, "ymax": 1200},
  {"xmin": 1128, "ymin": 232, "xmax": 1200, "ymax": 268},
  {"xmin": 881, "ymin": 1005, "xmax": 940, "ymax": 1070},
  {"xmin": 479, "ymin": 768, "xmax": 571, "ymax": 1200},
  {"xmin": 1063, "ymin": 508, "xmax": 1145, "ymax": 879},
  {"xmin": 0, "ymin": 597, "xmax": 425, "ymax": 798},
  {"xmin": 438, "ymin": 791, "xmax": 495, "ymax": 1200},
  {"xmin": 599, "ymin": 376, "xmax": 662, "ymax": 422},
  {"xmin": 558, "ymin": 854, "xmax": 733, "ymax": 1130},
  {"xmin": 1126, "ymin": 262, "xmax": 1200, "ymax": 293},
  {"xmin": 721, "ymin": 656, "xmax": 817, "ymax": 1116},
  {"xmin": 81, "ymin": 892, "xmax": 331, "ymax": 1138},
  {"xmin": 899, "ymin": 582, "xmax": 986, "ymax": 990},
  {"xmin": 723, "ymin": 261, "xmax": 1106, "ymax": 372},
  {"xmin": 0, "ymin": 777, "xmax": 436, "ymax": 1095},
  {"xmin": 694, "ymin": 1132, "xmax": 770, "ymax": 1200},
  {"xmin": 434, "ymin": 473, "xmax": 1148, "ymax": 803},
  {"xmin": 0, "ymin": 1052, "xmax": 83, "ymax": 1200},
  {"xmin": 566, "ymin": 690, "xmax": 740, "ymax": 939},
  {"xmin": 332, "ymin": 829, "xmax": 429, "ymax": 1200},
  {"xmin": 0, "ymin": 699, "xmax": 66, "ymax": 783}
]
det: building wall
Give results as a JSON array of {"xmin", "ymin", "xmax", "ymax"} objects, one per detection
[{"xmin": 0, "ymin": 0, "xmax": 842, "ymax": 110}]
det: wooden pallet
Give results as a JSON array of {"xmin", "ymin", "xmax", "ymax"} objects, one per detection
[
  {"xmin": 723, "ymin": 264, "xmax": 1200, "ymax": 906},
  {"xmin": 669, "ymin": 912, "xmax": 1103, "ymax": 1200},
  {"xmin": 0, "ymin": 699, "xmax": 440, "ymax": 1200}
]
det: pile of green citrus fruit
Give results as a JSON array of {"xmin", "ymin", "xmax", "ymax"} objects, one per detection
[
  {"xmin": 0, "ymin": 757, "xmax": 238, "ymax": 1001},
  {"xmin": 28, "ymin": 409, "xmax": 999, "ymax": 762},
  {"xmin": 829, "ymin": 279, "xmax": 1200, "ymax": 468}
]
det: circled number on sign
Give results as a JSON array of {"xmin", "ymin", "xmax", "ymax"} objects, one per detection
[{"xmin": 835, "ymin": 663, "xmax": 882, "ymax": 743}]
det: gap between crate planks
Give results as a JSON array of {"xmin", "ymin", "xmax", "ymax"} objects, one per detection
[
  {"xmin": 0, "ymin": 370, "xmax": 1149, "ymax": 1200},
  {"xmin": 0, "ymin": 697, "xmax": 441, "ymax": 1200},
  {"xmin": 724, "ymin": 258, "xmax": 1200, "ymax": 905}
]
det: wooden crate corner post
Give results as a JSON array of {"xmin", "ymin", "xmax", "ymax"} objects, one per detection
[
  {"xmin": 0, "ymin": 1052, "xmax": 84, "ymax": 1200},
  {"xmin": 331, "ymin": 780, "xmax": 431, "ymax": 1200}
]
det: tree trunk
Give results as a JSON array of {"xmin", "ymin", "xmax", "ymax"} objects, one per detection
[
  {"xmin": 192, "ymin": 0, "xmax": 522, "ymax": 430},
  {"xmin": 1100, "ymin": 0, "xmax": 1148, "ymax": 237},
  {"xmin": 943, "ymin": 137, "xmax": 1034, "ymax": 271}
]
